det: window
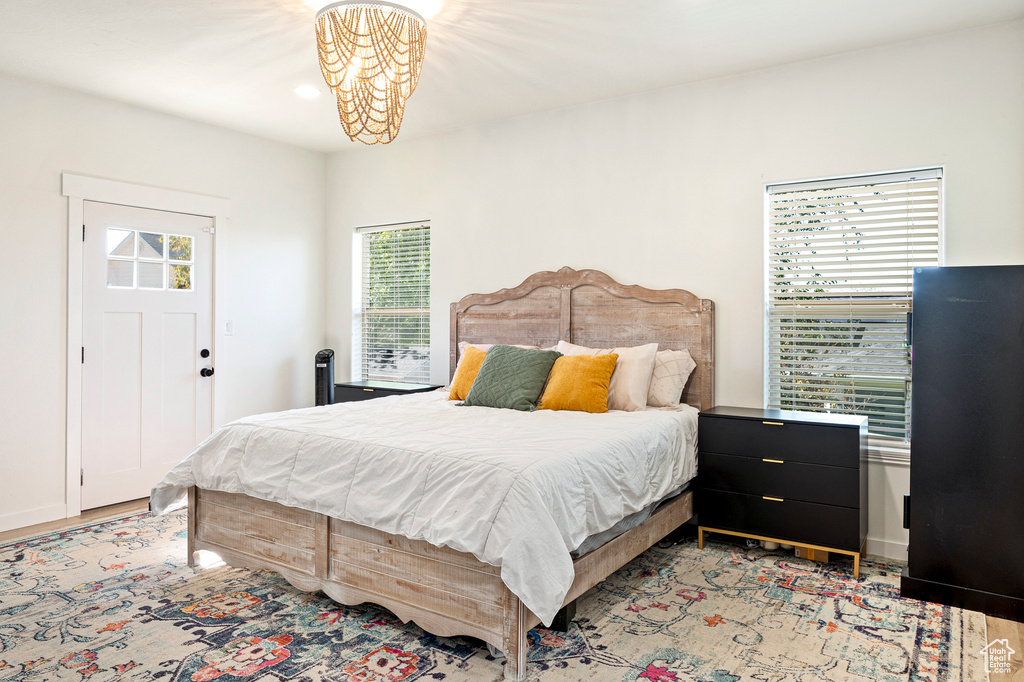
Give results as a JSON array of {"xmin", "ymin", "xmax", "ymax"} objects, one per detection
[
  {"xmin": 766, "ymin": 169, "xmax": 941, "ymax": 443},
  {"xmin": 105, "ymin": 228, "xmax": 194, "ymax": 290},
  {"xmin": 354, "ymin": 221, "xmax": 430, "ymax": 383}
]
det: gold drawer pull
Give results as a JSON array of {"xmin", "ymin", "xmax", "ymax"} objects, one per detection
[
  {"xmin": 762, "ymin": 496, "xmax": 784, "ymax": 502},
  {"xmin": 362, "ymin": 388, "xmax": 375, "ymax": 392},
  {"xmin": 762, "ymin": 458, "xmax": 784, "ymax": 464},
  {"xmin": 762, "ymin": 420, "xmax": 784, "ymax": 426}
]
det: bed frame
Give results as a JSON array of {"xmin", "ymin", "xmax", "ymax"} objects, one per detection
[{"xmin": 187, "ymin": 267, "xmax": 714, "ymax": 680}]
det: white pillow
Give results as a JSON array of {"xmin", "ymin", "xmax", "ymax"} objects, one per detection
[
  {"xmin": 556, "ymin": 340, "xmax": 658, "ymax": 411},
  {"xmin": 647, "ymin": 349, "xmax": 697, "ymax": 407},
  {"xmin": 457, "ymin": 341, "xmax": 539, "ymax": 359},
  {"xmin": 452, "ymin": 342, "xmax": 542, "ymax": 383}
]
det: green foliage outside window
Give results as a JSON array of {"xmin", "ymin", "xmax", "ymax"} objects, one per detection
[
  {"xmin": 362, "ymin": 225, "xmax": 430, "ymax": 383},
  {"xmin": 766, "ymin": 175, "xmax": 937, "ymax": 442}
]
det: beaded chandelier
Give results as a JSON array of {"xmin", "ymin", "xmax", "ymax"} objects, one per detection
[{"xmin": 315, "ymin": 1, "xmax": 427, "ymax": 145}]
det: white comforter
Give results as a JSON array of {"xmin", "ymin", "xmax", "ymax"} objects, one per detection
[{"xmin": 151, "ymin": 391, "xmax": 698, "ymax": 624}]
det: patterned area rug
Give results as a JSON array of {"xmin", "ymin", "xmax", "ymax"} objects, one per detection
[{"xmin": 0, "ymin": 511, "xmax": 986, "ymax": 681}]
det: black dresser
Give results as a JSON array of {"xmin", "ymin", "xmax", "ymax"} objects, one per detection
[
  {"xmin": 333, "ymin": 380, "xmax": 442, "ymax": 403},
  {"xmin": 697, "ymin": 406, "xmax": 868, "ymax": 576}
]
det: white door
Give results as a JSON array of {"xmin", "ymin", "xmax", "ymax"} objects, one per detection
[{"xmin": 81, "ymin": 201, "xmax": 214, "ymax": 509}]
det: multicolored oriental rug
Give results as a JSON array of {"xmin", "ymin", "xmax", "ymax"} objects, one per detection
[{"xmin": 0, "ymin": 511, "xmax": 986, "ymax": 681}]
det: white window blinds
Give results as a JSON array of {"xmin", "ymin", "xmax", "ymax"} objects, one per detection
[
  {"xmin": 766, "ymin": 169, "xmax": 941, "ymax": 442},
  {"xmin": 357, "ymin": 222, "xmax": 430, "ymax": 383}
]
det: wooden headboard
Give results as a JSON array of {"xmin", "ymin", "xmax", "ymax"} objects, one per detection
[{"xmin": 450, "ymin": 267, "xmax": 714, "ymax": 411}]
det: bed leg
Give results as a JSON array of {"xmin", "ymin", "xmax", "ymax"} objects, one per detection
[
  {"xmin": 187, "ymin": 486, "xmax": 197, "ymax": 568},
  {"xmin": 502, "ymin": 592, "xmax": 529, "ymax": 681},
  {"xmin": 550, "ymin": 599, "xmax": 576, "ymax": 632}
]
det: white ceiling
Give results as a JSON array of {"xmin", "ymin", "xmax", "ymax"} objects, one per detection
[{"xmin": 1, "ymin": 0, "xmax": 1022, "ymax": 153}]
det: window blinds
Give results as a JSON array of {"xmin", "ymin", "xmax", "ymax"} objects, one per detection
[
  {"xmin": 358, "ymin": 222, "xmax": 430, "ymax": 383},
  {"xmin": 766, "ymin": 170, "xmax": 941, "ymax": 441}
]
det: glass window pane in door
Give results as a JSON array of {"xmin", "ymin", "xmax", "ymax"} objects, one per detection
[
  {"xmin": 139, "ymin": 232, "xmax": 165, "ymax": 259},
  {"xmin": 169, "ymin": 264, "xmax": 192, "ymax": 290},
  {"xmin": 106, "ymin": 228, "xmax": 135, "ymax": 257},
  {"xmin": 138, "ymin": 262, "xmax": 164, "ymax": 289},
  {"xmin": 169, "ymin": 235, "xmax": 193, "ymax": 262},
  {"xmin": 107, "ymin": 259, "xmax": 135, "ymax": 287}
]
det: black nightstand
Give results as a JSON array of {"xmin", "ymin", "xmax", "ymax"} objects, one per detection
[
  {"xmin": 697, "ymin": 406, "xmax": 868, "ymax": 577},
  {"xmin": 333, "ymin": 380, "xmax": 442, "ymax": 403}
]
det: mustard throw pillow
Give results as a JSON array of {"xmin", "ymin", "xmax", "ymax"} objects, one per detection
[
  {"xmin": 538, "ymin": 353, "xmax": 619, "ymax": 413},
  {"xmin": 448, "ymin": 345, "xmax": 487, "ymax": 400}
]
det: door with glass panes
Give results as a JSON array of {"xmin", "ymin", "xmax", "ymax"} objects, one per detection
[{"xmin": 81, "ymin": 201, "xmax": 214, "ymax": 509}]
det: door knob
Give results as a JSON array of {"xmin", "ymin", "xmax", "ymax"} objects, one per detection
[{"xmin": 200, "ymin": 367, "xmax": 215, "ymax": 378}]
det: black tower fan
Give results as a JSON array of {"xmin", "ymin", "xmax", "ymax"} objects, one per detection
[{"xmin": 315, "ymin": 349, "xmax": 335, "ymax": 406}]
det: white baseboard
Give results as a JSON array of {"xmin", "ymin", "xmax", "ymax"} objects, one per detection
[
  {"xmin": 0, "ymin": 503, "xmax": 67, "ymax": 535},
  {"xmin": 866, "ymin": 537, "xmax": 907, "ymax": 562}
]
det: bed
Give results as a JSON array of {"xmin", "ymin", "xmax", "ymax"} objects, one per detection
[{"xmin": 153, "ymin": 267, "xmax": 714, "ymax": 681}]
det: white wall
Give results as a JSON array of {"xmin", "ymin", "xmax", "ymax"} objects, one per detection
[
  {"xmin": 0, "ymin": 74, "xmax": 326, "ymax": 531},
  {"xmin": 325, "ymin": 21, "xmax": 1024, "ymax": 560}
]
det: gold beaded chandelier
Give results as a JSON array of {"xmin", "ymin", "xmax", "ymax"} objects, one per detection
[{"xmin": 315, "ymin": 1, "xmax": 427, "ymax": 145}]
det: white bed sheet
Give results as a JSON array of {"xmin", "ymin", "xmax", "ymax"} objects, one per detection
[{"xmin": 151, "ymin": 391, "xmax": 698, "ymax": 624}]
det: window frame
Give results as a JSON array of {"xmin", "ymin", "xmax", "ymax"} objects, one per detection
[
  {"xmin": 762, "ymin": 168, "xmax": 944, "ymax": 458},
  {"xmin": 351, "ymin": 220, "xmax": 431, "ymax": 384}
]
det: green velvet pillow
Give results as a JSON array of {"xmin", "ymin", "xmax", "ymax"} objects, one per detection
[{"xmin": 461, "ymin": 345, "xmax": 561, "ymax": 411}]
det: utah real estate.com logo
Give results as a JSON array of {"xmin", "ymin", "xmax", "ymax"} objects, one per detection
[{"xmin": 980, "ymin": 639, "xmax": 1016, "ymax": 675}]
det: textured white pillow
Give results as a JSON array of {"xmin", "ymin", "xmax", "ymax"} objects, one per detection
[
  {"xmin": 452, "ymin": 342, "xmax": 542, "ymax": 383},
  {"xmin": 454, "ymin": 339, "xmax": 536, "ymax": 366},
  {"xmin": 457, "ymin": 341, "xmax": 539, "ymax": 359},
  {"xmin": 556, "ymin": 340, "xmax": 658, "ymax": 411},
  {"xmin": 647, "ymin": 349, "xmax": 697, "ymax": 407}
]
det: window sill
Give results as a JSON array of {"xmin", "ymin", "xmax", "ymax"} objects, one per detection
[{"xmin": 867, "ymin": 437, "xmax": 910, "ymax": 465}]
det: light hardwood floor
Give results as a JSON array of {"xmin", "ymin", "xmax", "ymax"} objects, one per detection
[
  {"xmin": 0, "ymin": 497, "xmax": 150, "ymax": 544},
  {"xmin": 988, "ymin": 616, "xmax": 1024, "ymax": 680},
  {"xmin": 0, "ymin": 504, "xmax": 1020, "ymax": 678}
]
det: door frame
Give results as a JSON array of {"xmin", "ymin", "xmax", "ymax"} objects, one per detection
[{"xmin": 63, "ymin": 173, "xmax": 231, "ymax": 517}]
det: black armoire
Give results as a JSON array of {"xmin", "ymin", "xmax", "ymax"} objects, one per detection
[{"xmin": 901, "ymin": 265, "xmax": 1024, "ymax": 621}]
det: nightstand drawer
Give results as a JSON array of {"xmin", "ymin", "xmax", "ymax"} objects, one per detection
[
  {"xmin": 699, "ymin": 489, "xmax": 861, "ymax": 551},
  {"xmin": 334, "ymin": 385, "xmax": 397, "ymax": 402},
  {"xmin": 700, "ymin": 416, "xmax": 860, "ymax": 468},
  {"xmin": 700, "ymin": 452, "xmax": 859, "ymax": 508}
]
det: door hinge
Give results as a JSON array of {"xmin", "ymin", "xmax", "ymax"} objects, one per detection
[
  {"xmin": 82, "ymin": 225, "xmax": 86, "ymax": 242},
  {"xmin": 81, "ymin": 347, "xmax": 85, "ymax": 364},
  {"xmin": 80, "ymin": 468, "xmax": 84, "ymax": 486},
  {"xmin": 203, "ymin": 226, "xmax": 215, "ymax": 234}
]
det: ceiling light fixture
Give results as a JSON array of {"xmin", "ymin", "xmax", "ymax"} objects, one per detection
[{"xmin": 315, "ymin": 1, "xmax": 427, "ymax": 145}]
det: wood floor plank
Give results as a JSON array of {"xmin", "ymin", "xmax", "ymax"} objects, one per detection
[
  {"xmin": 986, "ymin": 616, "xmax": 1024, "ymax": 680},
  {"xmin": 0, "ymin": 497, "xmax": 150, "ymax": 544}
]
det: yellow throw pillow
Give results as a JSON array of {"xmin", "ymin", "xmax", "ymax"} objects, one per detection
[
  {"xmin": 448, "ymin": 345, "xmax": 488, "ymax": 400},
  {"xmin": 538, "ymin": 353, "xmax": 619, "ymax": 413}
]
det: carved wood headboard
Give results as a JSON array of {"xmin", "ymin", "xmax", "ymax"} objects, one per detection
[{"xmin": 450, "ymin": 267, "xmax": 715, "ymax": 411}]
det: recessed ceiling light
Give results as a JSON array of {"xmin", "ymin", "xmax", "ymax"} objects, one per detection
[{"xmin": 295, "ymin": 85, "xmax": 322, "ymax": 99}]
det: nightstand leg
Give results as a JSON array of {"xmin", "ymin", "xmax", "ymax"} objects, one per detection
[
  {"xmin": 853, "ymin": 552, "xmax": 860, "ymax": 579},
  {"xmin": 698, "ymin": 527, "xmax": 705, "ymax": 550}
]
